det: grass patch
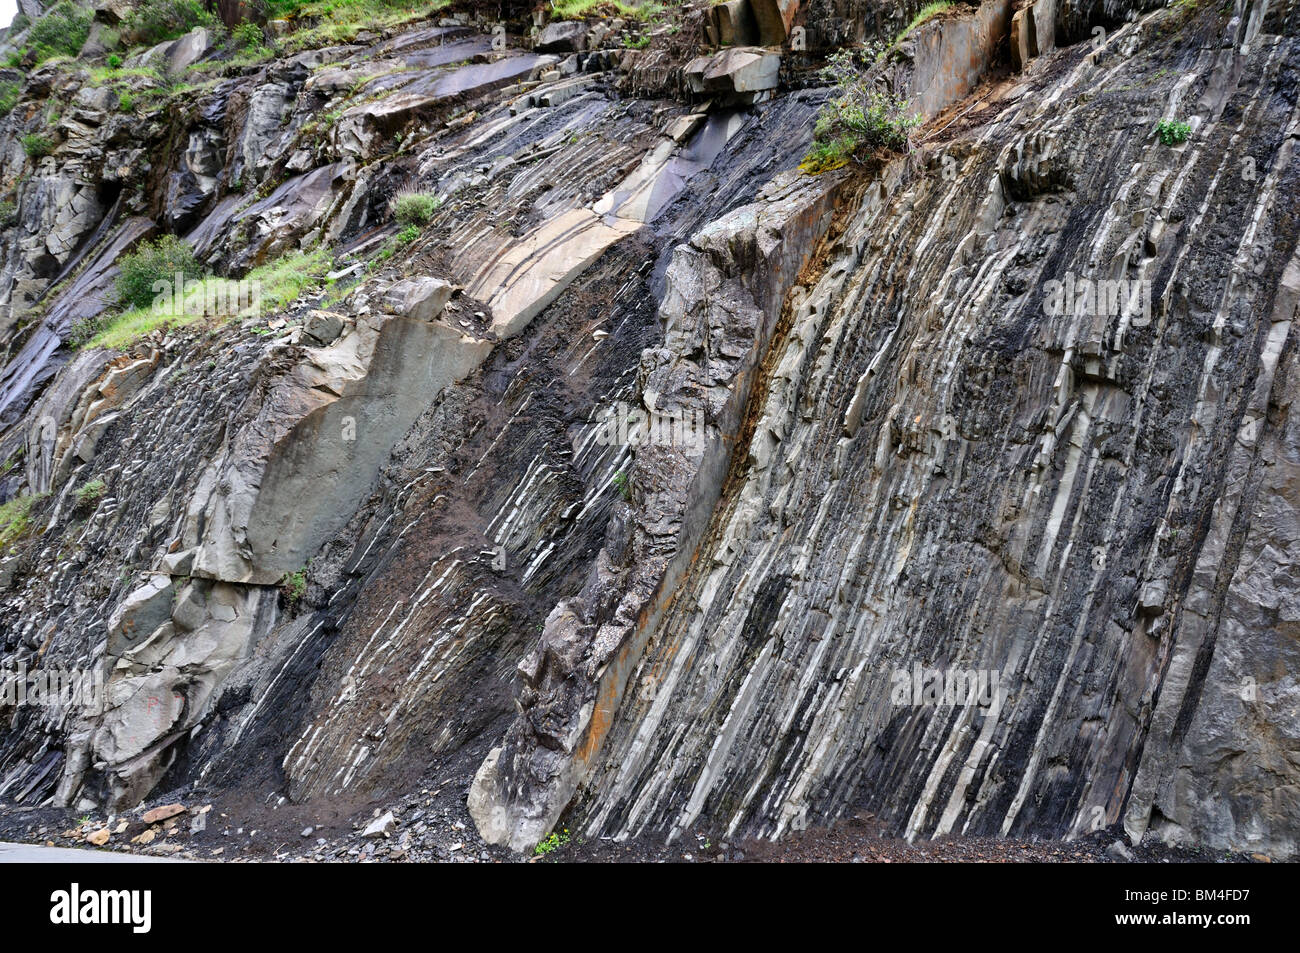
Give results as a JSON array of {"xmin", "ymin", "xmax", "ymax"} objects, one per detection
[
  {"xmin": 73, "ymin": 478, "xmax": 106, "ymax": 510},
  {"xmin": 0, "ymin": 493, "xmax": 44, "ymax": 549},
  {"xmin": 549, "ymin": 0, "xmax": 674, "ymax": 20},
  {"xmin": 896, "ymin": 1, "xmax": 953, "ymax": 44},
  {"xmin": 89, "ymin": 248, "xmax": 334, "ymax": 350},
  {"xmin": 0, "ymin": 82, "xmax": 20, "ymax": 117},
  {"xmin": 271, "ymin": 0, "xmax": 449, "ymax": 53}
]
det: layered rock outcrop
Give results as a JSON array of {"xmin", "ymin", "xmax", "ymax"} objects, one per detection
[{"xmin": 0, "ymin": 0, "xmax": 1295, "ymax": 863}]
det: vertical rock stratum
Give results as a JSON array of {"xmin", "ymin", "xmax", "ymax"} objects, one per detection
[{"xmin": 0, "ymin": 0, "xmax": 1295, "ymax": 860}]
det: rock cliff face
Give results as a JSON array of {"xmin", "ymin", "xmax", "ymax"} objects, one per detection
[{"xmin": 0, "ymin": 0, "xmax": 1297, "ymax": 860}]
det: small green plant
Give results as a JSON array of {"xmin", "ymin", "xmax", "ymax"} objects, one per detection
[
  {"xmin": 612, "ymin": 470, "xmax": 631, "ymax": 501},
  {"xmin": 395, "ymin": 224, "xmax": 420, "ymax": 245},
  {"xmin": 280, "ymin": 567, "xmax": 308, "ymax": 605},
  {"xmin": 533, "ymin": 828, "xmax": 570, "ymax": 856},
  {"xmin": 115, "ymin": 235, "xmax": 203, "ymax": 310},
  {"xmin": 232, "ymin": 21, "xmax": 265, "ymax": 49},
  {"xmin": 623, "ymin": 34, "xmax": 651, "ymax": 49},
  {"xmin": 21, "ymin": 133, "xmax": 53, "ymax": 159},
  {"xmin": 107, "ymin": 54, "xmax": 123, "ymax": 68},
  {"xmin": 0, "ymin": 82, "xmax": 20, "ymax": 117},
  {"xmin": 802, "ymin": 49, "xmax": 921, "ymax": 173},
  {"xmin": 73, "ymin": 478, "xmax": 106, "ymax": 510},
  {"xmin": 390, "ymin": 190, "xmax": 441, "ymax": 227},
  {"xmin": 1155, "ymin": 118, "xmax": 1191, "ymax": 146},
  {"xmin": 118, "ymin": 92, "xmax": 135, "ymax": 112},
  {"xmin": 0, "ymin": 200, "xmax": 16, "ymax": 227}
]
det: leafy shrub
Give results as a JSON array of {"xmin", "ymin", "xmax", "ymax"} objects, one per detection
[
  {"xmin": 279, "ymin": 567, "xmax": 308, "ymax": 605},
  {"xmin": 127, "ymin": 0, "xmax": 220, "ymax": 46},
  {"xmin": 390, "ymin": 190, "xmax": 441, "ymax": 226},
  {"xmin": 395, "ymin": 223, "xmax": 420, "ymax": 245},
  {"xmin": 1155, "ymin": 118, "xmax": 1191, "ymax": 146},
  {"xmin": 27, "ymin": 2, "xmax": 92, "ymax": 63},
  {"xmin": 21, "ymin": 133, "xmax": 53, "ymax": 159},
  {"xmin": 0, "ymin": 82, "xmax": 19, "ymax": 117},
  {"xmin": 107, "ymin": 53, "xmax": 122, "ymax": 68},
  {"xmin": 802, "ymin": 49, "xmax": 921, "ymax": 173},
  {"xmin": 232, "ymin": 21, "xmax": 264, "ymax": 49},
  {"xmin": 0, "ymin": 199, "xmax": 16, "ymax": 227},
  {"xmin": 115, "ymin": 235, "xmax": 203, "ymax": 310}
]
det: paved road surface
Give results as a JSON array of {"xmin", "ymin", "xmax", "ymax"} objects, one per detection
[{"xmin": 0, "ymin": 841, "xmax": 185, "ymax": 862}]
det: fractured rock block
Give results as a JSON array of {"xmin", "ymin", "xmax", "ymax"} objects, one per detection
[
  {"xmin": 685, "ymin": 47, "xmax": 781, "ymax": 95},
  {"xmin": 716, "ymin": 0, "xmax": 759, "ymax": 46},
  {"xmin": 536, "ymin": 20, "xmax": 587, "ymax": 53},
  {"xmin": 303, "ymin": 309, "xmax": 345, "ymax": 346},
  {"xmin": 1011, "ymin": 0, "xmax": 1057, "ymax": 70},
  {"xmin": 107, "ymin": 575, "xmax": 174, "ymax": 655},
  {"xmin": 749, "ymin": 0, "xmax": 798, "ymax": 47},
  {"xmin": 382, "ymin": 277, "xmax": 453, "ymax": 321}
]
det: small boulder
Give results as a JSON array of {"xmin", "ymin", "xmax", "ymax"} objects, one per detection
[
  {"xmin": 86, "ymin": 828, "xmax": 111, "ymax": 846},
  {"xmin": 382, "ymin": 277, "xmax": 453, "ymax": 322},
  {"xmin": 536, "ymin": 21, "xmax": 587, "ymax": 53},
  {"xmin": 363, "ymin": 811, "xmax": 396, "ymax": 838},
  {"xmin": 303, "ymin": 310, "xmax": 345, "ymax": 346},
  {"xmin": 142, "ymin": 803, "xmax": 186, "ymax": 825},
  {"xmin": 164, "ymin": 27, "xmax": 214, "ymax": 78}
]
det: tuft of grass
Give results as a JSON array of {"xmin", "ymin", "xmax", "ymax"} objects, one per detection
[
  {"xmin": 895, "ymin": 1, "xmax": 953, "ymax": 46},
  {"xmin": 0, "ymin": 82, "xmax": 20, "ymax": 117},
  {"xmin": 0, "ymin": 493, "xmax": 45, "ymax": 549},
  {"xmin": 73, "ymin": 478, "xmax": 106, "ymax": 510},
  {"xmin": 1155, "ymin": 118, "xmax": 1191, "ymax": 146},
  {"xmin": 390, "ymin": 189, "xmax": 440, "ymax": 226}
]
